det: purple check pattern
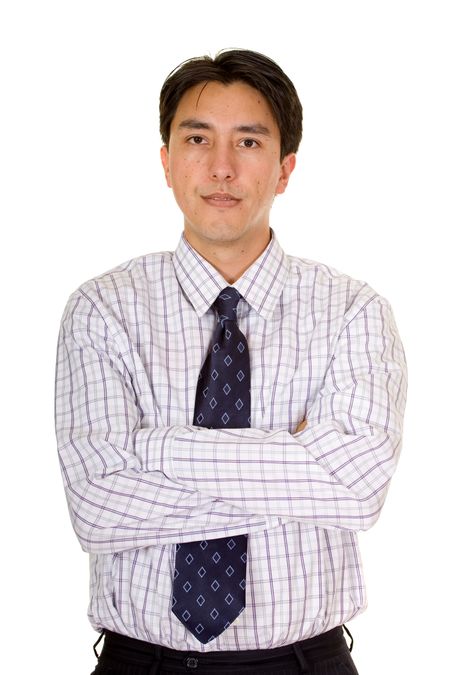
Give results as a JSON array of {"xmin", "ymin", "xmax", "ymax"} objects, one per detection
[
  {"xmin": 172, "ymin": 288, "xmax": 249, "ymax": 643},
  {"xmin": 54, "ymin": 231, "xmax": 407, "ymax": 650}
]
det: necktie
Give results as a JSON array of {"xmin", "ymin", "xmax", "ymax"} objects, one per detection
[{"xmin": 172, "ymin": 287, "xmax": 250, "ymax": 644}]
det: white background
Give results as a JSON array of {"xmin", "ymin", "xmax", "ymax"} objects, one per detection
[{"xmin": 1, "ymin": 1, "xmax": 448, "ymax": 672}]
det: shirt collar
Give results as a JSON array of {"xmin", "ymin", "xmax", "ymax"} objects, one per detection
[{"xmin": 173, "ymin": 229, "xmax": 290, "ymax": 320}]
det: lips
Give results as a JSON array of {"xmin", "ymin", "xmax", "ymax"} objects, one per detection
[
  {"xmin": 203, "ymin": 193, "xmax": 239, "ymax": 201},
  {"xmin": 202, "ymin": 192, "xmax": 241, "ymax": 207}
]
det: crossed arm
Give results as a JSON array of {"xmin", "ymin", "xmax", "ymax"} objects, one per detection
[{"xmin": 55, "ymin": 289, "xmax": 407, "ymax": 554}]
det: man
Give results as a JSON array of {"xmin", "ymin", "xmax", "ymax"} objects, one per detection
[{"xmin": 55, "ymin": 49, "xmax": 407, "ymax": 674}]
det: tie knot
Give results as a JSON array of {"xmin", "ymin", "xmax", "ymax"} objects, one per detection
[{"xmin": 213, "ymin": 287, "xmax": 242, "ymax": 325}]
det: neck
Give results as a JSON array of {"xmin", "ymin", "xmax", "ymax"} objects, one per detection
[{"xmin": 184, "ymin": 228, "xmax": 271, "ymax": 284}]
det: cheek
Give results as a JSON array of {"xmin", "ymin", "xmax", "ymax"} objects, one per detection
[
  {"xmin": 171, "ymin": 158, "xmax": 201, "ymax": 189},
  {"xmin": 253, "ymin": 160, "xmax": 280, "ymax": 195},
  {"xmin": 254, "ymin": 175, "xmax": 277, "ymax": 206}
]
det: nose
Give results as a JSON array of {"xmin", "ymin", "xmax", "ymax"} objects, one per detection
[{"xmin": 208, "ymin": 142, "xmax": 236, "ymax": 182}]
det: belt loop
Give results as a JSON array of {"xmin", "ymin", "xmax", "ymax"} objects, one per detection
[
  {"xmin": 343, "ymin": 624, "xmax": 354, "ymax": 652},
  {"xmin": 293, "ymin": 643, "xmax": 310, "ymax": 673},
  {"xmin": 149, "ymin": 644, "xmax": 162, "ymax": 675},
  {"xmin": 93, "ymin": 630, "xmax": 105, "ymax": 660}
]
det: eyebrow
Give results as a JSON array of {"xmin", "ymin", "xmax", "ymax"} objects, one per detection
[{"xmin": 177, "ymin": 118, "xmax": 272, "ymax": 137}]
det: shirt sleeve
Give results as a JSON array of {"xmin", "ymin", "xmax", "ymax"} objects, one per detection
[
  {"xmin": 55, "ymin": 290, "xmax": 283, "ymax": 554},
  {"xmin": 157, "ymin": 294, "xmax": 407, "ymax": 532}
]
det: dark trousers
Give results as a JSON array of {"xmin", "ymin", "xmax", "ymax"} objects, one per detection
[{"xmin": 91, "ymin": 626, "xmax": 359, "ymax": 675}]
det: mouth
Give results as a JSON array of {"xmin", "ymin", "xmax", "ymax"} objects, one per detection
[{"xmin": 202, "ymin": 192, "xmax": 241, "ymax": 207}]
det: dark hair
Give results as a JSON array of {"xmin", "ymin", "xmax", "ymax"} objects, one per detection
[{"xmin": 159, "ymin": 49, "xmax": 303, "ymax": 160}]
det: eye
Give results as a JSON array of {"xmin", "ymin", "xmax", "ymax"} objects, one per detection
[
  {"xmin": 187, "ymin": 136, "xmax": 206, "ymax": 145},
  {"xmin": 239, "ymin": 138, "xmax": 260, "ymax": 149}
]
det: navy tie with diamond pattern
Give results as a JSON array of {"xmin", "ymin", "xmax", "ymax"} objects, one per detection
[{"xmin": 172, "ymin": 287, "xmax": 250, "ymax": 644}]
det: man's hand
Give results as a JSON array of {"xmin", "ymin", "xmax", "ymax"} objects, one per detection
[{"xmin": 295, "ymin": 419, "xmax": 307, "ymax": 433}]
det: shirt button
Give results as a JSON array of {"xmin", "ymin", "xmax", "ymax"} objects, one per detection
[{"xmin": 185, "ymin": 656, "xmax": 199, "ymax": 669}]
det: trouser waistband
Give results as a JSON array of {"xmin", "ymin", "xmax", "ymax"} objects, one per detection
[{"xmin": 95, "ymin": 625, "xmax": 351, "ymax": 671}]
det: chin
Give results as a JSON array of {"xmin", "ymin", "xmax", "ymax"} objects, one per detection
[{"xmin": 192, "ymin": 222, "xmax": 250, "ymax": 243}]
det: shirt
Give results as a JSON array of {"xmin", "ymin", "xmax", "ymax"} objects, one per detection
[{"xmin": 54, "ymin": 230, "xmax": 407, "ymax": 651}]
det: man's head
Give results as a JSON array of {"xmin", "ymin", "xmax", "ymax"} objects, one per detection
[
  {"xmin": 160, "ymin": 49, "xmax": 303, "ymax": 162},
  {"xmin": 159, "ymin": 50, "xmax": 302, "ymax": 269}
]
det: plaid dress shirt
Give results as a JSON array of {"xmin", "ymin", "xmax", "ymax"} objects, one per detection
[{"xmin": 54, "ymin": 230, "xmax": 407, "ymax": 651}]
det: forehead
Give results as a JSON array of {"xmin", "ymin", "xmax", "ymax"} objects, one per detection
[{"xmin": 172, "ymin": 80, "xmax": 279, "ymax": 135}]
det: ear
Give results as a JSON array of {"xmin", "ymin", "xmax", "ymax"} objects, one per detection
[
  {"xmin": 275, "ymin": 153, "xmax": 296, "ymax": 196},
  {"xmin": 160, "ymin": 145, "xmax": 172, "ymax": 188}
]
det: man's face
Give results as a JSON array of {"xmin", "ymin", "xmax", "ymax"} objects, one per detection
[{"xmin": 160, "ymin": 80, "xmax": 295, "ymax": 251}]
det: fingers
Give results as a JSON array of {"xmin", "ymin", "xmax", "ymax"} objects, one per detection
[{"xmin": 295, "ymin": 419, "xmax": 307, "ymax": 433}]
